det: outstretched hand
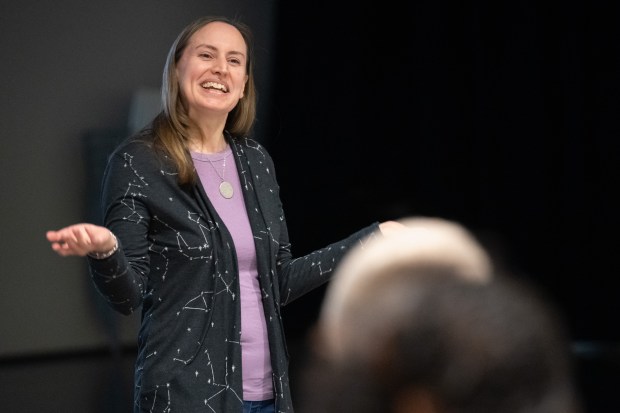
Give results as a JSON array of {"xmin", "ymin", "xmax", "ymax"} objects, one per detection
[
  {"xmin": 378, "ymin": 220, "xmax": 408, "ymax": 237},
  {"xmin": 46, "ymin": 223, "xmax": 115, "ymax": 257}
]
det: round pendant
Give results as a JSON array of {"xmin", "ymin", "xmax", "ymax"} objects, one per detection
[{"xmin": 219, "ymin": 181, "xmax": 234, "ymax": 199}]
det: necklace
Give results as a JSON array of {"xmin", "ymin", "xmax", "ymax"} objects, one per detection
[{"xmin": 205, "ymin": 150, "xmax": 234, "ymax": 199}]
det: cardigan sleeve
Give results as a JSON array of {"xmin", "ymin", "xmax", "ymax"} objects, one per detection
[
  {"xmin": 276, "ymin": 221, "xmax": 381, "ymax": 305},
  {"xmin": 87, "ymin": 144, "xmax": 153, "ymax": 315}
]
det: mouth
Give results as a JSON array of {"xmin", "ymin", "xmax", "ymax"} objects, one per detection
[{"xmin": 200, "ymin": 81, "xmax": 228, "ymax": 93}]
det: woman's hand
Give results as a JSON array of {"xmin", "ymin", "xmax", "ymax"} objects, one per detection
[
  {"xmin": 378, "ymin": 220, "xmax": 408, "ymax": 237},
  {"xmin": 46, "ymin": 223, "xmax": 116, "ymax": 257}
]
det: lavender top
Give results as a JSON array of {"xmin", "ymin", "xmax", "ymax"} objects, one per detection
[{"xmin": 192, "ymin": 146, "xmax": 273, "ymax": 401}]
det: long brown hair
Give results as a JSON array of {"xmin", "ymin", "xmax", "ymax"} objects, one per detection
[{"xmin": 151, "ymin": 16, "xmax": 257, "ymax": 185}]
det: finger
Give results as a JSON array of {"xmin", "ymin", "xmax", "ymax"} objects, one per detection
[
  {"xmin": 52, "ymin": 239, "xmax": 88, "ymax": 257},
  {"xmin": 46, "ymin": 231, "xmax": 59, "ymax": 242},
  {"xmin": 47, "ymin": 230, "xmax": 71, "ymax": 244},
  {"xmin": 74, "ymin": 225, "xmax": 93, "ymax": 247},
  {"xmin": 47, "ymin": 231, "xmax": 69, "ymax": 251},
  {"xmin": 55, "ymin": 247, "xmax": 85, "ymax": 257},
  {"xmin": 50, "ymin": 241, "xmax": 75, "ymax": 256},
  {"xmin": 54, "ymin": 227, "xmax": 88, "ymax": 255}
]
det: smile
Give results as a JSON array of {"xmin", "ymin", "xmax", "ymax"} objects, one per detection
[{"xmin": 201, "ymin": 81, "xmax": 228, "ymax": 92}]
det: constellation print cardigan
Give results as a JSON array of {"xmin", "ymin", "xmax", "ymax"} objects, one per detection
[{"xmin": 87, "ymin": 129, "xmax": 380, "ymax": 413}]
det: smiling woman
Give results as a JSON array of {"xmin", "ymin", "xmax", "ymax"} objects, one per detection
[{"xmin": 45, "ymin": 15, "xmax": 403, "ymax": 413}]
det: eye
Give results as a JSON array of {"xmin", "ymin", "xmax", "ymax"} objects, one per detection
[
  {"xmin": 199, "ymin": 52, "xmax": 213, "ymax": 59},
  {"xmin": 228, "ymin": 57, "xmax": 242, "ymax": 65}
]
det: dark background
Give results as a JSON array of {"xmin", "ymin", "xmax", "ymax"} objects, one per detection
[
  {"xmin": 270, "ymin": 0, "xmax": 619, "ymax": 344},
  {"xmin": 269, "ymin": 3, "xmax": 619, "ymax": 411}
]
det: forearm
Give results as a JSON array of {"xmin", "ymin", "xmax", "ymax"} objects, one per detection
[{"xmin": 277, "ymin": 222, "xmax": 381, "ymax": 305}]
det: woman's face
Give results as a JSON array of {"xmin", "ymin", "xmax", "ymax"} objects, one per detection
[{"xmin": 176, "ymin": 21, "xmax": 248, "ymax": 122}]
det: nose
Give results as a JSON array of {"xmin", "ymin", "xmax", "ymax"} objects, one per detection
[{"xmin": 211, "ymin": 57, "xmax": 228, "ymax": 75}]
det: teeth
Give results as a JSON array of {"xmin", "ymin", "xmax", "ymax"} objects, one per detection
[{"xmin": 201, "ymin": 82, "xmax": 227, "ymax": 92}]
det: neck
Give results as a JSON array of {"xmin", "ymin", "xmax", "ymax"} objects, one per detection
[{"xmin": 188, "ymin": 124, "xmax": 227, "ymax": 154}]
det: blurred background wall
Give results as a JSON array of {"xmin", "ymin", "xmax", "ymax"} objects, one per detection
[{"xmin": 0, "ymin": 0, "xmax": 618, "ymax": 411}]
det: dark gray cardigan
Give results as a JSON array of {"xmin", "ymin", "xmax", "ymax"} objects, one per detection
[{"xmin": 88, "ymin": 130, "xmax": 380, "ymax": 413}]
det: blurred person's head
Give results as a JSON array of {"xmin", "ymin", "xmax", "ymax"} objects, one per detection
[
  {"xmin": 319, "ymin": 216, "xmax": 493, "ymax": 363},
  {"xmin": 301, "ymin": 216, "xmax": 582, "ymax": 413}
]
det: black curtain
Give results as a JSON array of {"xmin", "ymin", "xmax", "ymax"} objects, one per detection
[{"xmin": 268, "ymin": 0, "xmax": 619, "ymax": 345}]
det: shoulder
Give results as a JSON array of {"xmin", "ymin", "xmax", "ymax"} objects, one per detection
[
  {"xmin": 109, "ymin": 130, "xmax": 166, "ymax": 164},
  {"xmin": 110, "ymin": 129, "xmax": 154, "ymax": 158},
  {"xmin": 106, "ymin": 129, "xmax": 176, "ymax": 176},
  {"xmin": 232, "ymin": 136, "xmax": 276, "ymax": 167},
  {"xmin": 234, "ymin": 136, "xmax": 270, "ymax": 157},
  {"xmin": 231, "ymin": 136, "xmax": 281, "ymax": 187}
]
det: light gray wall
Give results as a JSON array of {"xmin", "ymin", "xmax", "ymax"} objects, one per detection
[{"xmin": 0, "ymin": 0, "xmax": 276, "ymax": 358}]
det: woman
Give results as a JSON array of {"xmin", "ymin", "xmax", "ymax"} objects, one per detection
[{"xmin": 46, "ymin": 16, "xmax": 402, "ymax": 413}]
